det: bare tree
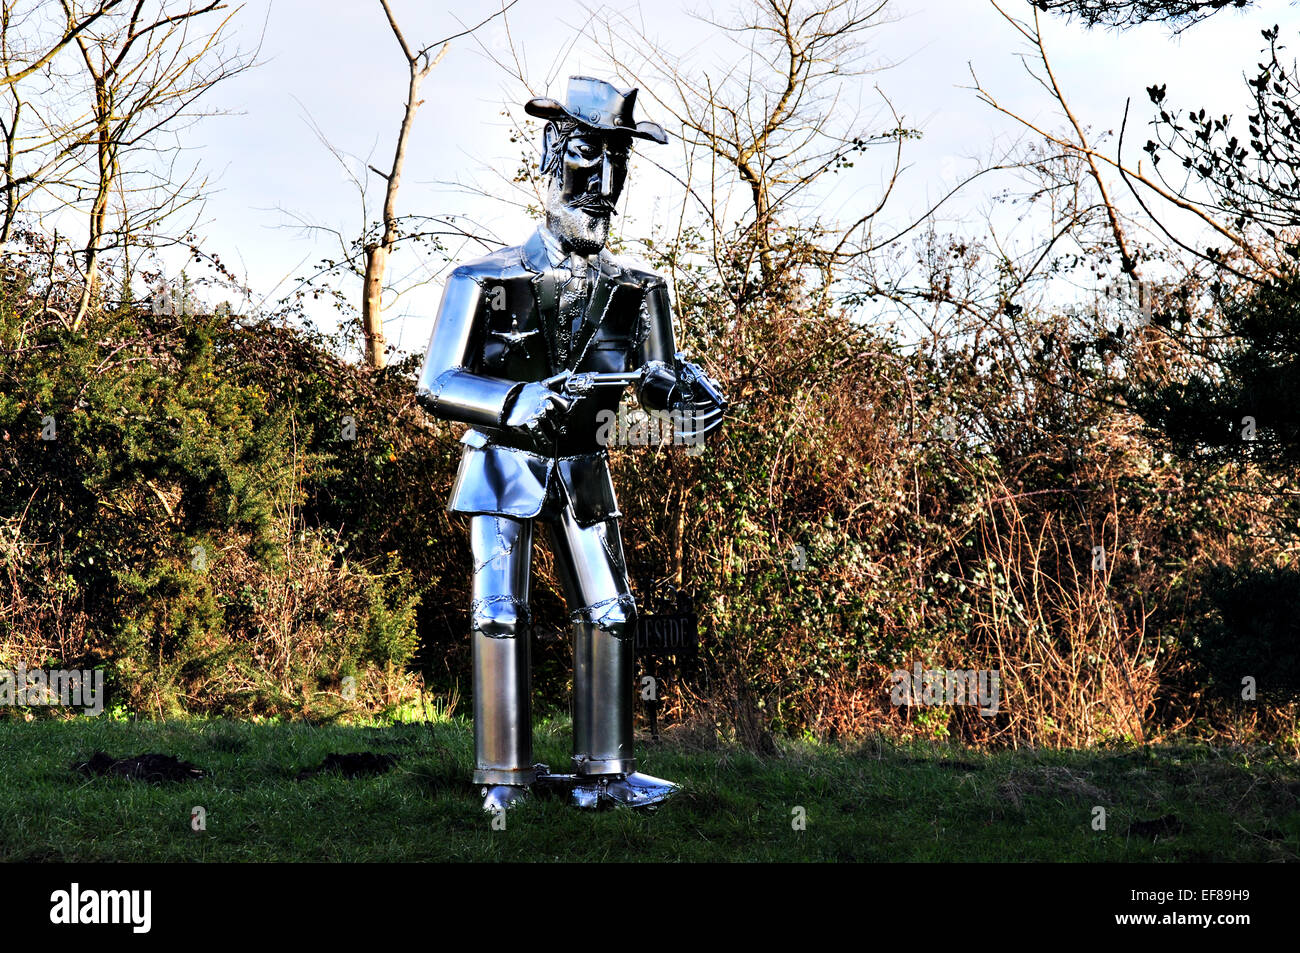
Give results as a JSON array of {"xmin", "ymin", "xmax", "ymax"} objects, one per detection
[
  {"xmin": 331, "ymin": 0, "xmax": 516, "ymax": 369},
  {"xmin": 593, "ymin": 0, "xmax": 915, "ymax": 300},
  {"xmin": 0, "ymin": 0, "xmax": 124, "ymax": 87},
  {"xmin": 970, "ymin": 1, "xmax": 1283, "ymax": 285},
  {"xmin": 0, "ymin": 1, "xmax": 130, "ymax": 242},
  {"xmin": 975, "ymin": 2, "xmax": 1140, "ymax": 278},
  {"xmin": 60, "ymin": 0, "xmax": 258, "ymax": 328}
]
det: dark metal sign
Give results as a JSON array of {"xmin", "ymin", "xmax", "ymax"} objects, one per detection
[
  {"xmin": 634, "ymin": 583, "xmax": 698, "ymax": 657},
  {"xmin": 636, "ymin": 613, "xmax": 697, "ymax": 654}
]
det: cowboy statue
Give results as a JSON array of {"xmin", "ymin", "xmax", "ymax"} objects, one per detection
[{"xmin": 416, "ymin": 77, "xmax": 726, "ymax": 811}]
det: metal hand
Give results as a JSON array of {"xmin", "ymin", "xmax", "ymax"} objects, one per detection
[
  {"xmin": 505, "ymin": 380, "xmax": 574, "ymax": 436},
  {"xmin": 670, "ymin": 357, "xmax": 727, "ymax": 443}
]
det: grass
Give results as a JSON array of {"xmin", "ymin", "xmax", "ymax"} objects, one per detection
[{"xmin": 0, "ymin": 715, "xmax": 1297, "ymax": 861}]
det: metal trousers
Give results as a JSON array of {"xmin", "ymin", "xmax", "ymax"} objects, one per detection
[{"xmin": 469, "ymin": 499, "xmax": 637, "ymax": 785}]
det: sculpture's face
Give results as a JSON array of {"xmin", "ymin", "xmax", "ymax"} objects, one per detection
[{"xmin": 545, "ymin": 128, "xmax": 631, "ymax": 256}]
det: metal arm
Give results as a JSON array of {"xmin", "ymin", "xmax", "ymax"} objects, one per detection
[
  {"xmin": 416, "ymin": 269, "xmax": 524, "ymax": 429},
  {"xmin": 633, "ymin": 278, "xmax": 727, "ymax": 442},
  {"xmin": 636, "ymin": 280, "xmax": 679, "ymax": 413}
]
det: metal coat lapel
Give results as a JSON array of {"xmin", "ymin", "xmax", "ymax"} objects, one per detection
[
  {"xmin": 568, "ymin": 256, "xmax": 623, "ymax": 371},
  {"xmin": 523, "ymin": 230, "xmax": 564, "ymax": 375},
  {"xmin": 529, "ymin": 269, "xmax": 563, "ymax": 374}
]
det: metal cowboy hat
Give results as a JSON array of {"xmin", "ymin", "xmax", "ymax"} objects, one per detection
[{"xmin": 525, "ymin": 75, "xmax": 668, "ymax": 144}]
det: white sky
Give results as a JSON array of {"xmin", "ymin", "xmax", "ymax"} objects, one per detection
[{"xmin": 168, "ymin": 0, "xmax": 1292, "ymax": 356}]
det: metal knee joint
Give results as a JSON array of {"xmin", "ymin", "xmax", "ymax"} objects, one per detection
[
  {"xmin": 472, "ymin": 595, "xmax": 530, "ymax": 639},
  {"xmin": 572, "ymin": 593, "xmax": 638, "ymax": 639}
]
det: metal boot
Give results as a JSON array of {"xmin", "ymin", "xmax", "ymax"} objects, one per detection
[
  {"xmin": 470, "ymin": 517, "xmax": 539, "ymax": 794},
  {"xmin": 569, "ymin": 607, "xmax": 681, "ymax": 807},
  {"xmin": 481, "ymin": 784, "xmax": 529, "ymax": 813}
]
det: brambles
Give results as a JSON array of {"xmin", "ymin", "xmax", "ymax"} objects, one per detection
[{"xmin": 0, "ymin": 252, "xmax": 427, "ymax": 719}]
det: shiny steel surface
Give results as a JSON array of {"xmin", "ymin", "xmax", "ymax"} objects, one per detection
[
  {"xmin": 417, "ymin": 76, "xmax": 728, "ymax": 807},
  {"xmin": 602, "ymin": 772, "xmax": 680, "ymax": 808},
  {"xmin": 548, "ymin": 489, "xmax": 637, "ymax": 777},
  {"xmin": 481, "ymin": 784, "xmax": 530, "ymax": 813},
  {"xmin": 416, "ymin": 273, "xmax": 522, "ymax": 429},
  {"xmin": 565, "ymin": 772, "xmax": 680, "ymax": 810},
  {"xmin": 470, "ymin": 516, "xmax": 538, "ymax": 786}
]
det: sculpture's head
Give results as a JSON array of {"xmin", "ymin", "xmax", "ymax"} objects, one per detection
[{"xmin": 526, "ymin": 76, "xmax": 667, "ymax": 256}]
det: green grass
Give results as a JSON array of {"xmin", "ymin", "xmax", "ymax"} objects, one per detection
[{"xmin": 0, "ymin": 716, "xmax": 1296, "ymax": 861}]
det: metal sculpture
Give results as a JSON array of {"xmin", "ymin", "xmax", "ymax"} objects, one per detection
[{"xmin": 417, "ymin": 76, "xmax": 726, "ymax": 811}]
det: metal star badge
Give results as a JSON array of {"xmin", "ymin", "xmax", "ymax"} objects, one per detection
[{"xmin": 490, "ymin": 318, "xmax": 541, "ymax": 359}]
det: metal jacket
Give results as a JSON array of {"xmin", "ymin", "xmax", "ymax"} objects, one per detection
[{"xmin": 416, "ymin": 226, "xmax": 679, "ymax": 527}]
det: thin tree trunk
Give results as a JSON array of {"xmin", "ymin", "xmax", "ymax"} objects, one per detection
[
  {"xmin": 1, "ymin": 97, "xmax": 18, "ymax": 243},
  {"xmin": 73, "ymin": 80, "xmax": 112, "ymax": 330},
  {"xmin": 360, "ymin": 0, "xmax": 514, "ymax": 365},
  {"xmin": 361, "ymin": 242, "xmax": 389, "ymax": 367},
  {"xmin": 360, "ymin": 35, "xmax": 436, "ymax": 369}
]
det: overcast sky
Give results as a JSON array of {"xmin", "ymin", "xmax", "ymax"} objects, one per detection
[{"xmin": 172, "ymin": 0, "xmax": 1291, "ymax": 356}]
